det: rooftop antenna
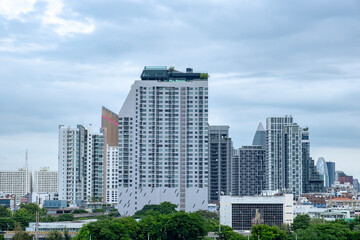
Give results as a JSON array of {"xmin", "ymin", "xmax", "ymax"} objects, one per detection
[{"xmin": 25, "ymin": 149, "xmax": 28, "ymax": 170}]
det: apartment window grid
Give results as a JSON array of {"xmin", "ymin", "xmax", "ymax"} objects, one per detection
[{"xmin": 232, "ymin": 203, "xmax": 283, "ymax": 230}]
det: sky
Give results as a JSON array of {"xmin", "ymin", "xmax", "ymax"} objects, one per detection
[{"xmin": 0, "ymin": 0, "xmax": 359, "ymax": 177}]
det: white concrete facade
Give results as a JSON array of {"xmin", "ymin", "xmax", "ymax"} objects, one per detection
[
  {"xmin": 0, "ymin": 168, "xmax": 32, "ymax": 202},
  {"xmin": 106, "ymin": 146, "xmax": 119, "ymax": 204},
  {"xmin": 220, "ymin": 194, "xmax": 294, "ymax": 230},
  {"xmin": 58, "ymin": 125, "xmax": 104, "ymax": 204},
  {"xmin": 266, "ymin": 116, "xmax": 303, "ymax": 198},
  {"xmin": 34, "ymin": 167, "xmax": 58, "ymax": 193},
  {"xmin": 117, "ymin": 73, "xmax": 209, "ymax": 216}
]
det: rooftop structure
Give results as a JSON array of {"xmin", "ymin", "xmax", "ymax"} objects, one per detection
[{"xmin": 140, "ymin": 66, "xmax": 208, "ymax": 81}]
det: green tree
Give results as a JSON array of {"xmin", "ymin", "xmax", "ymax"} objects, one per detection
[
  {"xmin": 291, "ymin": 222, "xmax": 354, "ymax": 240},
  {"xmin": 217, "ymin": 225, "xmax": 246, "ymax": 240},
  {"xmin": 57, "ymin": 214, "xmax": 75, "ymax": 222},
  {"xmin": 251, "ymin": 224, "xmax": 287, "ymax": 240},
  {"xmin": 20, "ymin": 203, "xmax": 46, "ymax": 215},
  {"xmin": 292, "ymin": 214, "xmax": 310, "ymax": 231},
  {"xmin": 72, "ymin": 209, "xmax": 88, "ymax": 214},
  {"xmin": 46, "ymin": 230, "xmax": 63, "ymax": 240},
  {"xmin": 64, "ymin": 227, "xmax": 72, "ymax": 240},
  {"xmin": 194, "ymin": 210, "xmax": 218, "ymax": 220},
  {"xmin": 13, "ymin": 208, "xmax": 34, "ymax": 230},
  {"xmin": 0, "ymin": 233, "xmax": 5, "ymax": 240},
  {"xmin": 40, "ymin": 214, "xmax": 56, "ymax": 222},
  {"xmin": 0, "ymin": 206, "xmax": 11, "ymax": 217},
  {"xmin": 164, "ymin": 211, "xmax": 207, "ymax": 240},
  {"xmin": 12, "ymin": 223, "xmax": 33, "ymax": 240},
  {"xmin": 280, "ymin": 223, "xmax": 291, "ymax": 235},
  {"xmin": 137, "ymin": 214, "xmax": 169, "ymax": 240},
  {"xmin": 74, "ymin": 217, "xmax": 139, "ymax": 240},
  {"xmin": 133, "ymin": 201, "xmax": 177, "ymax": 218},
  {"xmin": 0, "ymin": 217, "xmax": 15, "ymax": 231},
  {"xmin": 193, "ymin": 210, "xmax": 219, "ymax": 232}
]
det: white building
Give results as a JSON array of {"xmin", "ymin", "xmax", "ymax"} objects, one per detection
[
  {"xmin": 26, "ymin": 219, "xmax": 97, "ymax": 232},
  {"xmin": 31, "ymin": 192, "xmax": 58, "ymax": 207},
  {"xmin": 220, "ymin": 194, "xmax": 294, "ymax": 231},
  {"xmin": 266, "ymin": 116, "xmax": 303, "ymax": 197},
  {"xmin": 117, "ymin": 66, "xmax": 209, "ymax": 216},
  {"xmin": 58, "ymin": 125, "xmax": 105, "ymax": 204},
  {"xmin": 0, "ymin": 168, "xmax": 32, "ymax": 203},
  {"xmin": 34, "ymin": 167, "xmax": 58, "ymax": 193},
  {"xmin": 106, "ymin": 146, "xmax": 119, "ymax": 204}
]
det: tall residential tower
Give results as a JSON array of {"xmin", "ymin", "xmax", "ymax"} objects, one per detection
[
  {"xmin": 208, "ymin": 125, "xmax": 232, "ymax": 203},
  {"xmin": 58, "ymin": 125, "xmax": 105, "ymax": 204},
  {"xmin": 117, "ymin": 66, "xmax": 209, "ymax": 216},
  {"xmin": 266, "ymin": 116, "xmax": 302, "ymax": 197}
]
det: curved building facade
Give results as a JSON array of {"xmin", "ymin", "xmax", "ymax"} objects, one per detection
[{"xmin": 316, "ymin": 157, "xmax": 329, "ymax": 187}]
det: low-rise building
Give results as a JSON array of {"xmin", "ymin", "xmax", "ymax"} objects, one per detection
[
  {"xmin": 220, "ymin": 194, "xmax": 293, "ymax": 231},
  {"xmin": 31, "ymin": 192, "xmax": 58, "ymax": 207}
]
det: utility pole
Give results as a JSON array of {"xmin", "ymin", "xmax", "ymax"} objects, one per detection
[{"xmin": 35, "ymin": 211, "xmax": 39, "ymax": 240}]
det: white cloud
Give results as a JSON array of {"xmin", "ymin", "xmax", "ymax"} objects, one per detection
[
  {"xmin": 0, "ymin": 0, "xmax": 94, "ymax": 36},
  {"xmin": 42, "ymin": 0, "xmax": 94, "ymax": 36},
  {"xmin": 0, "ymin": 0, "xmax": 36, "ymax": 20}
]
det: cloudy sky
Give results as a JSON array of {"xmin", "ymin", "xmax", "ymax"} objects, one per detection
[{"xmin": 0, "ymin": 0, "xmax": 359, "ymax": 177}]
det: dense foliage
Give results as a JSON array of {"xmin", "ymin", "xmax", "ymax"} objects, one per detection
[
  {"xmin": 133, "ymin": 201, "xmax": 177, "ymax": 218},
  {"xmin": 12, "ymin": 223, "xmax": 33, "ymax": 240}
]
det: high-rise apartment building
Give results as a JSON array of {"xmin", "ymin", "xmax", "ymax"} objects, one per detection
[
  {"xmin": 117, "ymin": 66, "xmax": 209, "ymax": 216},
  {"xmin": 265, "ymin": 116, "xmax": 302, "ymax": 197},
  {"xmin": 301, "ymin": 129, "xmax": 324, "ymax": 193},
  {"xmin": 58, "ymin": 125, "xmax": 105, "ymax": 204},
  {"xmin": 326, "ymin": 162, "xmax": 336, "ymax": 187},
  {"xmin": 0, "ymin": 168, "xmax": 32, "ymax": 202},
  {"xmin": 105, "ymin": 146, "xmax": 119, "ymax": 204},
  {"xmin": 101, "ymin": 107, "xmax": 120, "ymax": 204},
  {"xmin": 232, "ymin": 146, "xmax": 265, "ymax": 196},
  {"xmin": 208, "ymin": 125, "xmax": 232, "ymax": 203},
  {"xmin": 34, "ymin": 167, "xmax": 58, "ymax": 193}
]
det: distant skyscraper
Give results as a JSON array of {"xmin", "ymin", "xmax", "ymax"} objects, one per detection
[
  {"xmin": 0, "ymin": 168, "xmax": 32, "ymax": 203},
  {"xmin": 336, "ymin": 171, "xmax": 346, "ymax": 181},
  {"xmin": 208, "ymin": 125, "xmax": 232, "ymax": 203},
  {"xmin": 101, "ymin": 106, "xmax": 119, "ymax": 147},
  {"xmin": 58, "ymin": 125, "xmax": 105, "ymax": 204},
  {"xmin": 34, "ymin": 167, "xmax": 58, "ymax": 193},
  {"xmin": 326, "ymin": 162, "xmax": 336, "ymax": 187},
  {"xmin": 301, "ymin": 129, "xmax": 324, "ymax": 193},
  {"xmin": 117, "ymin": 66, "xmax": 209, "ymax": 216},
  {"xmin": 101, "ymin": 107, "xmax": 120, "ymax": 204},
  {"xmin": 266, "ymin": 116, "xmax": 302, "ymax": 197},
  {"xmin": 316, "ymin": 157, "xmax": 329, "ymax": 187},
  {"xmin": 252, "ymin": 122, "xmax": 265, "ymax": 149},
  {"xmin": 232, "ymin": 146, "xmax": 265, "ymax": 196}
]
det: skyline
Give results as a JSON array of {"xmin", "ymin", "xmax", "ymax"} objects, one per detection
[{"xmin": 0, "ymin": 0, "xmax": 359, "ymax": 178}]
